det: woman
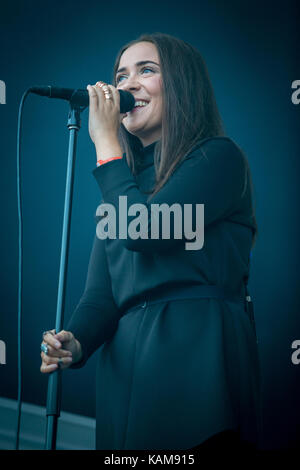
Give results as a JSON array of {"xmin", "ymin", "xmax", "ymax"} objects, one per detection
[{"xmin": 40, "ymin": 33, "xmax": 262, "ymax": 451}]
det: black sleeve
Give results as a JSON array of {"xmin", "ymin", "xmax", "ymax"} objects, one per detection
[
  {"xmin": 92, "ymin": 138, "xmax": 247, "ymax": 253},
  {"xmin": 66, "ymin": 233, "xmax": 121, "ymax": 368}
]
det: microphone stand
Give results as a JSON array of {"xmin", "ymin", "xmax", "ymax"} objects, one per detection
[{"xmin": 45, "ymin": 99, "xmax": 87, "ymax": 450}]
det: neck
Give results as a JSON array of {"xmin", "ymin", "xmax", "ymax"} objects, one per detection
[{"xmin": 139, "ymin": 130, "xmax": 162, "ymax": 148}]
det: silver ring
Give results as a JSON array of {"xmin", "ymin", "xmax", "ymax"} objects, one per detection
[{"xmin": 41, "ymin": 343, "xmax": 48, "ymax": 355}]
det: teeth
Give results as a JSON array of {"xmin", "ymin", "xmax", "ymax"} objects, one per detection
[{"xmin": 134, "ymin": 100, "xmax": 149, "ymax": 108}]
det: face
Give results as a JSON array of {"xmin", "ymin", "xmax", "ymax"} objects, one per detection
[{"xmin": 116, "ymin": 41, "xmax": 163, "ymax": 147}]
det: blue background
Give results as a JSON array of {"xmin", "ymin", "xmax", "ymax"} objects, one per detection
[{"xmin": 0, "ymin": 0, "xmax": 299, "ymax": 450}]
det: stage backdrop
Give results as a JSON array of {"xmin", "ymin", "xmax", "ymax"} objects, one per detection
[{"xmin": 0, "ymin": 0, "xmax": 299, "ymax": 450}]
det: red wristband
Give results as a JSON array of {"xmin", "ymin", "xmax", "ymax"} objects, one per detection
[{"xmin": 96, "ymin": 156, "xmax": 123, "ymax": 167}]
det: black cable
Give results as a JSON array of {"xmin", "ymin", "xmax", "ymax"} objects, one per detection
[{"xmin": 15, "ymin": 88, "xmax": 32, "ymax": 450}]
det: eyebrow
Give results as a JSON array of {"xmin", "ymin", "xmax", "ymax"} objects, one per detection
[{"xmin": 116, "ymin": 60, "xmax": 160, "ymax": 74}]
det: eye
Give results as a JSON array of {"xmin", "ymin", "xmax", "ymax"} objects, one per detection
[
  {"xmin": 141, "ymin": 66, "xmax": 154, "ymax": 74},
  {"xmin": 116, "ymin": 75, "xmax": 125, "ymax": 84},
  {"xmin": 116, "ymin": 66, "xmax": 155, "ymax": 83}
]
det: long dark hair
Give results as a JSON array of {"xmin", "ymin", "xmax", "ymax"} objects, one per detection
[{"xmin": 111, "ymin": 32, "xmax": 258, "ymax": 248}]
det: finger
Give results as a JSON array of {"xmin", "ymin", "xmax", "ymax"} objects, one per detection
[
  {"xmin": 44, "ymin": 329, "xmax": 56, "ymax": 336},
  {"xmin": 43, "ymin": 333, "xmax": 61, "ymax": 350},
  {"xmin": 106, "ymin": 84, "xmax": 116, "ymax": 104},
  {"xmin": 42, "ymin": 328, "xmax": 56, "ymax": 341},
  {"xmin": 41, "ymin": 345, "xmax": 72, "ymax": 359},
  {"xmin": 41, "ymin": 350, "xmax": 60, "ymax": 365},
  {"xmin": 95, "ymin": 82, "xmax": 113, "ymax": 105},
  {"xmin": 110, "ymin": 85, "xmax": 119, "ymax": 109},
  {"xmin": 54, "ymin": 330, "xmax": 73, "ymax": 345},
  {"xmin": 94, "ymin": 83, "xmax": 109, "ymax": 107},
  {"xmin": 41, "ymin": 352, "xmax": 73, "ymax": 367},
  {"xmin": 57, "ymin": 356, "xmax": 73, "ymax": 370},
  {"xmin": 87, "ymin": 84, "xmax": 99, "ymax": 111},
  {"xmin": 40, "ymin": 363, "xmax": 58, "ymax": 374},
  {"xmin": 94, "ymin": 82, "xmax": 104, "ymax": 97}
]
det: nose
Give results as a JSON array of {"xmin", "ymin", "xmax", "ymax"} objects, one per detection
[{"xmin": 118, "ymin": 74, "xmax": 141, "ymax": 91}]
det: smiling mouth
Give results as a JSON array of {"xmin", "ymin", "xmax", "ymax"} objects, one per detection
[
  {"xmin": 131, "ymin": 101, "xmax": 150, "ymax": 112},
  {"xmin": 131, "ymin": 106, "xmax": 147, "ymax": 113},
  {"xmin": 123, "ymin": 102, "xmax": 149, "ymax": 118}
]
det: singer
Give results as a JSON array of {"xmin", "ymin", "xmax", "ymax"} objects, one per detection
[{"xmin": 40, "ymin": 33, "xmax": 262, "ymax": 451}]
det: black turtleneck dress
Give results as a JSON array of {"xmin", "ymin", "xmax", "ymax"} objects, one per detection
[{"xmin": 67, "ymin": 136, "xmax": 262, "ymax": 450}]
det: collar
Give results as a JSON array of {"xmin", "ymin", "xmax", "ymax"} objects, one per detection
[{"xmin": 136, "ymin": 140, "xmax": 159, "ymax": 173}]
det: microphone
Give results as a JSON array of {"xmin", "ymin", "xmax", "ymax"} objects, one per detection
[{"xmin": 29, "ymin": 86, "xmax": 135, "ymax": 113}]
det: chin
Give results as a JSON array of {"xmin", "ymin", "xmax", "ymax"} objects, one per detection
[{"xmin": 123, "ymin": 124, "xmax": 147, "ymax": 137}]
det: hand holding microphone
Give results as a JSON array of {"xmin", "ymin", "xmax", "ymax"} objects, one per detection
[
  {"xmin": 87, "ymin": 81, "xmax": 127, "ymax": 145},
  {"xmin": 86, "ymin": 81, "xmax": 127, "ymax": 163},
  {"xmin": 29, "ymin": 85, "xmax": 135, "ymax": 113},
  {"xmin": 29, "ymin": 82, "xmax": 134, "ymax": 163},
  {"xmin": 29, "ymin": 82, "xmax": 135, "ymax": 161}
]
